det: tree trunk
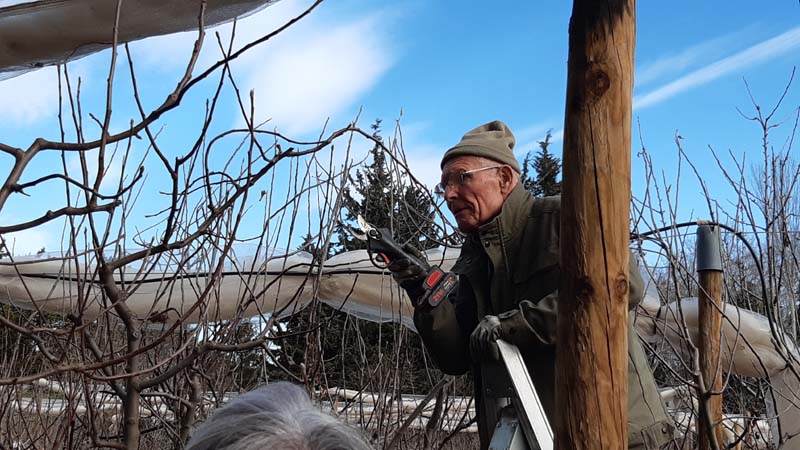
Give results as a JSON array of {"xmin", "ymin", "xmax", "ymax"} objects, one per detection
[{"xmin": 556, "ymin": 1, "xmax": 636, "ymax": 449}]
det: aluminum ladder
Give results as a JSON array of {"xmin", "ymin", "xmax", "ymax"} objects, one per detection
[{"xmin": 485, "ymin": 340, "xmax": 554, "ymax": 450}]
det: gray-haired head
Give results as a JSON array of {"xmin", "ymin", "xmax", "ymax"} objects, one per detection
[{"xmin": 187, "ymin": 382, "xmax": 372, "ymax": 450}]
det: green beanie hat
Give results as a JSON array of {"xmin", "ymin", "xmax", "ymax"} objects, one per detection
[{"xmin": 440, "ymin": 120, "xmax": 520, "ymax": 173}]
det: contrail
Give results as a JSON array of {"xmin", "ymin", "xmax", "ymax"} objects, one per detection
[{"xmin": 634, "ymin": 26, "xmax": 800, "ymax": 110}]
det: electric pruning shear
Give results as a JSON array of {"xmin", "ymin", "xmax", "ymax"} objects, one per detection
[{"xmin": 345, "ymin": 214, "xmax": 458, "ymax": 308}]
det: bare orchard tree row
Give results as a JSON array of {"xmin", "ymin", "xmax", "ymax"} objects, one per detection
[
  {"xmin": 0, "ymin": 1, "xmax": 468, "ymax": 449},
  {"xmin": 632, "ymin": 70, "xmax": 799, "ymax": 450},
  {"xmin": 2, "ymin": 1, "xmax": 798, "ymax": 449}
]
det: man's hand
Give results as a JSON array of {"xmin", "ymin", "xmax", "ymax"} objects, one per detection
[
  {"xmin": 386, "ymin": 244, "xmax": 428, "ymax": 301},
  {"xmin": 470, "ymin": 315, "xmax": 502, "ymax": 361}
]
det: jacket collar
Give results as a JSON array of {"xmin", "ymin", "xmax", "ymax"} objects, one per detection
[
  {"xmin": 462, "ymin": 183, "xmax": 531, "ymax": 265},
  {"xmin": 474, "ymin": 183, "xmax": 530, "ymax": 244}
]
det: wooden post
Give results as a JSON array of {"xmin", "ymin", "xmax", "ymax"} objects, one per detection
[
  {"xmin": 696, "ymin": 224, "xmax": 724, "ymax": 450},
  {"xmin": 556, "ymin": 1, "xmax": 636, "ymax": 449}
]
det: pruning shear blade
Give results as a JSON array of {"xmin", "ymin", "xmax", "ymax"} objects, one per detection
[
  {"xmin": 342, "ymin": 214, "xmax": 375, "ymax": 241},
  {"xmin": 357, "ymin": 214, "xmax": 376, "ymax": 235}
]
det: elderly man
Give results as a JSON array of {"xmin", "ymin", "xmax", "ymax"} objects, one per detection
[{"xmin": 389, "ymin": 121, "xmax": 673, "ymax": 449}]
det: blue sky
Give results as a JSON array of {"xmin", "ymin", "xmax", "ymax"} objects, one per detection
[{"xmin": 0, "ymin": 0, "xmax": 798, "ymax": 255}]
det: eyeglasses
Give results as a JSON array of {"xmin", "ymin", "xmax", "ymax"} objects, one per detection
[{"xmin": 434, "ymin": 165, "xmax": 503, "ymax": 197}]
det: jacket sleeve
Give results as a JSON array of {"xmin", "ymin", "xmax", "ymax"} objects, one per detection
[
  {"xmin": 627, "ymin": 254, "xmax": 645, "ymax": 311},
  {"xmin": 497, "ymin": 251, "xmax": 645, "ymax": 348},
  {"xmin": 412, "ymin": 282, "xmax": 474, "ymax": 376}
]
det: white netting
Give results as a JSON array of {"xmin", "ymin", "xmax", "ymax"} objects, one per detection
[
  {"xmin": 0, "ymin": 0, "xmax": 278, "ymax": 76},
  {"xmin": 2, "ymin": 247, "xmax": 797, "ymax": 379}
]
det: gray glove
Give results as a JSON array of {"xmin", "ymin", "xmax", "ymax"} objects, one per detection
[
  {"xmin": 470, "ymin": 315, "xmax": 502, "ymax": 361},
  {"xmin": 387, "ymin": 244, "xmax": 429, "ymax": 301}
]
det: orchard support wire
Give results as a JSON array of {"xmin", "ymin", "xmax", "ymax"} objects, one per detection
[{"xmin": 556, "ymin": 1, "xmax": 635, "ymax": 449}]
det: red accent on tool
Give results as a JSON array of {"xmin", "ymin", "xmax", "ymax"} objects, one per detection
[
  {"xmin": 424, "ymin": 268, "xmax": 443, "ymax": 288},
  {"xmin": 424, "ymin": 271, "xmax": 457, "ymax": 308}
]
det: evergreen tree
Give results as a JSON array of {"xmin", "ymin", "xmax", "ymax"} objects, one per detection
[
  {"xmin": 334, "ymin": 119, "xmax": 438, "ymax": 253},
  {"xmin": 275, "ymin": 119, "xmax": 446, "ymax": 393},
  {"xmin": 298, "ymin": 232, "xmax": 325, "ymax": 263},
  {"xmin": 521, "ymin": 131, "xmax": 562, "ymax": 197}
]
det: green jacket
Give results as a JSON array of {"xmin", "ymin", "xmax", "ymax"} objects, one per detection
[{"xmin": 413, "ymin": 184, "xmax": 673, "ymax": 449}]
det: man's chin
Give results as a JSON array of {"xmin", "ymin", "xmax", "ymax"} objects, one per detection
[{"xmin": 456, "ymin": 218, "xmax": 478, "ymax": 233}]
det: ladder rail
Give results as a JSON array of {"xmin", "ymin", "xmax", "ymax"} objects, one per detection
[{"xmin": 496, "ymin": 339, "xmax": 554, "ymax": 450}]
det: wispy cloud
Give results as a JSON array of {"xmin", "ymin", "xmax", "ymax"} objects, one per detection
[
  {"xmin": 0, "ymin": 66, "xmax": 58, "ymax": 125},
  {"xmin": 515, "ymin": 121, "xmax": 562, "ymax": 156},
  {"xmin": 129, "ymin": 30, "xmax": 198, "ymax": 73},
  {"xmin": 127, "ymin": 0, "xmax": 398, "ymax": 137},
  {"xmin": 404, "ymin": 144, "xmax": 443, "ymax": 188},
  {"xmin": 514, "ymin": 121, "xmax": 553, "ymax": 152},
  {"xmin": 0, "ymin": 57, "xmax": 94, "ymax": 127},
  {"xmin": 386, "ymin": 121, "xmax": 441, "ymax": 188},
  {"xmin": 634, "ymin": 26, "xmax": 800, "ymax": 110},
  {"xmin": 635, "ymin": 29, "xmax": 749, "ymax": 87},
  {"xmin": 67, "ymin": 147, "xmax": 128, "ymax": 193},
  {"xmin": 3, "ymin": 226, "xmax": 55, "ymax": 256},
  {"xmin": 549, "ymin": 128, "xmax": 564, "ymax": 144},
  {"xmin": 237, "ymin": 13, "xmax": 395, "ymax": 136}
]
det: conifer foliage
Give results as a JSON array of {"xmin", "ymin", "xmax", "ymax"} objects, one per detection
[
  {"xmin": 335, "ymin": 119, "xmax": 439, "ymax": 253},
  {"xmin": 278, "ymin": 119, "xmax": 445, "ymax": 394},
  {"xmin": 521, "ymin": 131, "xmax": 562, "ymax": 196}
]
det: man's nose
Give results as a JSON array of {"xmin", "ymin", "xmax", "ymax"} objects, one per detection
[{"xmin": 444, "ymin": 183, "xmax": 459, "ymax": 202}]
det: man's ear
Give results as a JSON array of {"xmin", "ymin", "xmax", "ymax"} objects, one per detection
[{"xmin": 498, "ymin": 166, "xmax": 516, "ymax": 195}]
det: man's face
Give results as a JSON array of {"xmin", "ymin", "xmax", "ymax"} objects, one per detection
[{"xmin": 440, "ymin": 156, "xmax": 508, "ymax": 233}]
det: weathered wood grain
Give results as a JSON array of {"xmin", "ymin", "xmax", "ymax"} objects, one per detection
[{"xmin": 557, "ymin": 1, "xmax": 636, "ymax": 449}]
